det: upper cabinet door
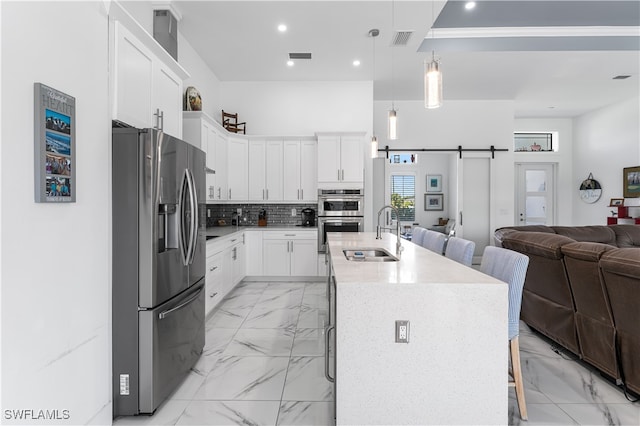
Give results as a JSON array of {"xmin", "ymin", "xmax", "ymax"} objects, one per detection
[
  {"xmin": 248, "ymin": 140, "xmax": 267, "ymax": 200},
  {"xmin": 153, "ymin": 63, "xmax": 182, "ymax": 138},
  {"xmin": 227, "ymin": 137, "xmax": 248, "ymax": 200},
  {"xmin": 265, "ymin": 140, "xmax": 283, "ymax": 201},
  {"xmin": 300, "ymin": 140, "xmax": 317, "ymax": 201},
  {"xmin": 317, "ymin": 136, "xmax": 341, "ymax": 183},
  {"xmin": 283, "ymin": 141, "xmax": 301, "ymax": 201},
  {"xmin": 339, "ymin": 136, "xmax": 363, "ymax": 183},
  {"xmin": 215, "ymin": 131, "xmax": 228, "ymax": 200},
  {"xmin": 113, "ymin": 22, "xmax": 153, "ymax": 129}
]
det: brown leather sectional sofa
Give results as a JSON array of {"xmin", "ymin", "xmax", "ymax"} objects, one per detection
[{"xmin": 494, "ymin": 224, "xmax": 640, "ymax": 395}]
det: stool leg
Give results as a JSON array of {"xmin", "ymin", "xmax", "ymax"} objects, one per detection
[{"xmin": 511, "ymin": 336, "xmax": 528, "ymax": 420}]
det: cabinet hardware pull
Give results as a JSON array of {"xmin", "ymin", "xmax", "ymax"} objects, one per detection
[
  {"xmin": 229, "ymin": 188, "xmax": 231, "ymax": 199},
  {"xmin": 217, "ymin": 187, "xmax": 221, "ymax": 199},
  {"xmin": 301, "ymin": 189, "xmax": 303, "ymax": 199},
  {"xmin": 209, "ymin": 292, "xmax": 218, "ymax": 298},
  {"xmin": 324, "ymin": 325, "xmax": 335, "ymax": 383}
]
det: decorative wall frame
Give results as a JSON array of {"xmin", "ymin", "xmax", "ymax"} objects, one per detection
[
  {"xmin": 426, "ymin": 174, "xmax": 442, "ymax": 192},
  {"xmin": 425, "ymin": 194, "xmax": 443, "ymax": 211},
  {"xmin": 623, "ymin": 166, "xmax": 640, "ymax": 198},
  {"xmin": 34, "ymin": 83, "xmax": 76, "ymax": 202},
  {"xmin": 609, "ymin": 198, "xmax": 624, "ymax": 207}
]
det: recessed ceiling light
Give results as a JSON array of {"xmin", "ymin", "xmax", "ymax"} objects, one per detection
[
  {"xmin": 278, "ymin": 24, "xmax": 287, "ymax": 32},
  {"xmin": 286, "ymin": 60, "xmax": 294, "ymax": 67},
  {"xmin": 353, "ymin": 60, "xmax": 361, "ymax": 67},
  {"xmin": 465, "ymin": 2, "xmax": 476, "ymax": 10}
]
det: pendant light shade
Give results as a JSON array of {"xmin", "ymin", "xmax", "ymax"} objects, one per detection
[
  {"xmin": 388, "ymin": 109, "xmax": 398, "ymax": 140},
  {"xmin": 371, "ymin": 136, "xmax": 379, "ymax": 158},
  {"xmin": 424, "ymin": 55, "xmax": 442, "ymax": 109}
]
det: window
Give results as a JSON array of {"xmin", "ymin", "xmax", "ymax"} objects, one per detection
[
  {"xmin": 390, "ymin": 174, "xmax": 415, "ymax": 221},
  {"xmin": 514, "ymin": 133, "xmax": 554, "ymax": 152}
]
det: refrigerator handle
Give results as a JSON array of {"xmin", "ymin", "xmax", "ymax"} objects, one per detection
[
  {"xmin": 178, "ymin": 170, "xmax": 189, "ymax": 265},
  {"xmin": 187, "ymin": 169, "xmax": 199, "ymax": 265},
  {"xmin": 184, "ymin": 169, "xmax": 197, "ymax": 266},
  {"xmin": 158, "ymin": 285, "xmax": 203, "ymax": 320}
]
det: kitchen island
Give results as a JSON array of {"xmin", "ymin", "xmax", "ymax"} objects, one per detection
[{"xmin": 327, "ymin": 232, "xmax": 508, "ymax": 425}]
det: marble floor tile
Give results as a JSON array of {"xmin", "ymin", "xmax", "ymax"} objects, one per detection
[
  {"xmin": 223, "ymin": 328, "xmax": 295, "ymax": 357},
  {"xmin": 263, "ymin": 282, "xmax": 307, "ymax": 294},
  {"xmin": 254, "ymin": 289, "xmax": 304, "ymax": 309},
  {"xmin": 291, "ymin": 329, "xmax": 326, "ymax": 357},
  {"xmin": 169, "ymin": 369, "xmax": 208, "ymax": 401},
  {"xmin": 508, "ymin": 403, "xmax": 579, "ymax": 426},
  {"xmin": 243, "ymin": 306, "xmax": 300, "ymax": 329},
  {"xmin": 556, "ymin": 403, "xmax": 640, "ymax": 426},
  {"xmin": 193, "ymin": 328, "xmax": 239, "ymax": 375},
  {"xmin": 176, "ymin": 400, "xmax": 280, "ymax": 425},
  {"xmin": 277, "ymin": 401, "xmax": 334, "ymax": 426},
  {"xmin": 522, "ymin": 356, "xmax": 631, "ymax": 404},
  {"xmin": 303, "ymin": 282, "xmax": 328, "ymax": 295},
  {"xmin": 218, "ymin": 292, "xmax": 263, "ymax": 310},
  {"xmin": 194, "ymin": 356, "xmax": 289, "ymax": 401},
  {"xmin": 282, "ymin": 357, "xmax": 334, "ymax": 402},
  {"xmin": 301, "ymin": 293, "xmax": 329, "ymax": 311},
  {"xmin": 207, "ymin": 307, "xmax": 253, "ymax": 329},
  {"xmin": 296, "ymin": 306, "xmax": 329, "ymax": 329},
  {"xmin": 233, "ymin": 281, "xmax": 269, "ymax": 292},
  {"xmin": 113, "ymin": 399, "xmax": 190, "ymax": 425}
]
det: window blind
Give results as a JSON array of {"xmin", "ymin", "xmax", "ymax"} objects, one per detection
[{"xmin": 390, "ymin": 174, "xmax": 415, "ymax": 221}]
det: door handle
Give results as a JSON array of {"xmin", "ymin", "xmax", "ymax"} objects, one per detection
[{"xmin": 159, "ymin": 286, "xmax": 202, "ymax": 319}]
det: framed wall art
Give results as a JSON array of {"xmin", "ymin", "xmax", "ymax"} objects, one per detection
[
  {"xmin": 426, "ymin": 174, "xmax": 442, "ymax": 192},
  {"xmin": 34, "ymin": 83, "xmax": 75, "ymax": 203},
  {"xmin": 623, "ymin": 166, "xmax": 640, "ymax": 198},
  {"xmin": 425, "ymin": 194, "xmax": 443, "ymax": 211}
]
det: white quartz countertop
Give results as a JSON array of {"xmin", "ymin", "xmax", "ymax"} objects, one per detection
[
  {"xmin": 206, "ymin": 225, "xmax": 316, "ymax": 239},
  {"xmin": 328, "ymin": 231, "xmax": 502, "ymax": 286}
]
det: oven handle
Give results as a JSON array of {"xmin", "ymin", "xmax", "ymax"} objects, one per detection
[{"xmin": 320, "ymin": 219, "xmax": 363, "ymax": 223}]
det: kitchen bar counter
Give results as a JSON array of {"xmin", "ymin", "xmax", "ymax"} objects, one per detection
[
  {"xmin": 206, "ymin": 224, "xmax": 316, "ymax": 239},
  {"xmin": 327, "ymin": 232, "xmax": 508, "ymax": 425}
]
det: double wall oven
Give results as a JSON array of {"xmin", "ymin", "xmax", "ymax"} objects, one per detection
[{"xmin": 317, "ymin": 189, "xmax": 364, "ymax": 252}]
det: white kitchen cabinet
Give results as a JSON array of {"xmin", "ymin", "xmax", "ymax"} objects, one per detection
[
  {"xmin": 227, "ymin": 137, "xmax": 248, "ymax": 201},
  {"xmin": 229, "ymin": 234, "xmax": 245, "ymax": 285},
  {"xmin": 244, "ymin": 231, "xmax": 263, "ymax": 276},
  {"xmin": 317, "ymin": 134, "xmax": 364, "ymax": 186},
  {"xmin": 205, "ymin": 250, "xmax": 225, "ymax": 316},
  {"xmin": 263, "ymin": 231, "xmax": 318, "ymax": 276},
  {"xmin": 112, "ymin": 21, "xmax": 186, "ymax": 137},
  {"xmin": 182, "ymin": 112, "xmax": 228, "ymax": 202},
  {"xmin": 283, "ymin": 139, "xmax": 317, "ymax": 201},
  {"xmin": 249, "ymin": 140, "xmax": 283, "ymax": 201}
]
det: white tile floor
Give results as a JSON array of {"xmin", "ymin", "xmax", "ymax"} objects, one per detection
[{"xmin": 114, "ymin": 280, "xmax": 640, "ymax": 426}]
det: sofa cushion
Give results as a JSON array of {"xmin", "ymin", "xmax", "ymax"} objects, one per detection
[
  {"xmin": 502, "ymin": 232, "xmax": 575, "ymax": 259},
  {"xmin": 561, "ymin": 241, "xmax": 617, "ymax": 262},
  {"xmin": 494, "ymin": 225, "xmax": 555, "ymax": 247},
  {"xmin": 552, "ymin": 225, "xmax": 616, "ymax": 245},
  {"xmin": 610, "ymin": 224, "xmax": 640, "ymax": 248}
]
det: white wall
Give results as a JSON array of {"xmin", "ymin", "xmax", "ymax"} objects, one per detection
[
  {"xmin": 573, "ymin": 97, "xmax": 640, "ymax": 225},
  {"xmin": 514, "ymin": 118, "xmax": 574, "ymax": 225},
  {"xmin": 220, "ymin": 81, "xmax": 372, "ymax": 135},
  {"xmin": 1, "ymin": 2, "xmax": 112, "ymax": 424},
  {"xmin": 373, "ymin": 100, "xmax": 516, "ymax": 235}
]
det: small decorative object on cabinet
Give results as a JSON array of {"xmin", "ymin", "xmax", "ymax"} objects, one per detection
[
  {"xmin": 184, "ymin": 86, "xmax": 202, "ymax": 111},
  {"xmin": 579, "ymin": 172, "xmax": 602, "ymax": 204},
  {"xmin": 623, "ymin": 166, "xmax": 640, "ymax": 198}
]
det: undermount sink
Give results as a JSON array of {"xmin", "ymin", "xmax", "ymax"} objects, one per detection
[{"xmin": 343, "ymin": 248, "xmax": 399, "ymax": 262}]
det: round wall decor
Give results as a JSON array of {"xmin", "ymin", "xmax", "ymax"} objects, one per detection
[{"xmin": 579, "ymin": 172, "xmax": 602, "ymax": 204}]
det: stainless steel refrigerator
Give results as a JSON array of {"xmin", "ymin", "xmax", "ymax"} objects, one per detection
[{"xmin": 112, "ymin": 127, "xmax": 206, "ymax": 417}]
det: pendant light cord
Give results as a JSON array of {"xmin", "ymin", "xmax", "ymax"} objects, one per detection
[{"xmin": 391, "ymin": 0, "xmax": 395, "ymax": 110}]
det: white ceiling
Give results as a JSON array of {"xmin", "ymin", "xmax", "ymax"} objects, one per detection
[{"xmin": 175, "ymin": 0, "xmax": 640, "ymax": 118}]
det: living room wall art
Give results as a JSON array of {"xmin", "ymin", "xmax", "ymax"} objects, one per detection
[
  {"xmin": 34, "ymin": 83, "xmax": 76, "ymax": 203},
  {"xmin": 623, "ymin": 166, "xmax": 640, "ymax": 198}
]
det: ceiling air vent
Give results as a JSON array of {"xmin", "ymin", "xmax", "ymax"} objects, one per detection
[
  {"xmin": 289, "ymin": 53, "xmax": 312, "ymax": 60},
  {"xmin": 613, "ymin": 75, "xmax": 631, "ymax": 80},
  {"xmin": 391, "ymin": 30, "xmax": 414, "ymax": 46}
]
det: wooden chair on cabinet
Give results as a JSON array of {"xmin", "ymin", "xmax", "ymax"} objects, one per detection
[
  {"xmin": 222, "ymin": 110, "xmax": 246, "ymax": 134},
  {"xmin": 480, "ymin": 246, "xmax": 530, "ymax": 420}
]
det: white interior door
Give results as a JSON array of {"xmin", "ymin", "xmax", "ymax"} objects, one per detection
[
  {"xmin": 459, "ymin": 156, "xmax": 491, "ymax": 264},
  {"xmin": 515, "ymin": 163, "xmax": 555, "ymax": 225}
]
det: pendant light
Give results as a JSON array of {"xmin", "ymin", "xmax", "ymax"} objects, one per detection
[
  {"xmin": 388, "ymin": 0, "xmax": 398, "ymax": 140},
  {"xmin": 369, "ymin": 29, "xmax": 380, "ymax": 158},
  {"xmin": 424, "ymin": 2, "xmax": 442, "ymax": 109}
]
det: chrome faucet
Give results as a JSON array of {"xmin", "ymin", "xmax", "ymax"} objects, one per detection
[{"xmin": 376, "ymin": 205, "xmax": 403, "ymax": 257}]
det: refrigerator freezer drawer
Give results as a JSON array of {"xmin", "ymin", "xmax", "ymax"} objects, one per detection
[{"xmin": 138, "ymin": 281, "xmax": 205, "ymax": 414}]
